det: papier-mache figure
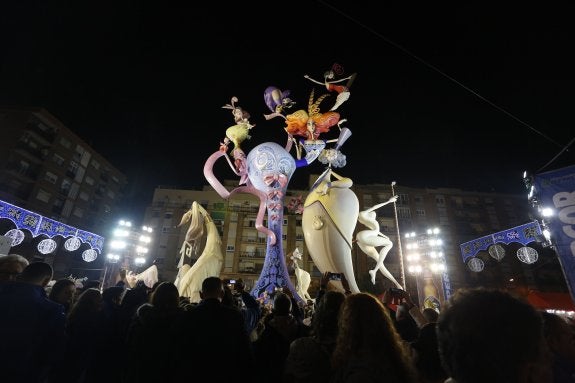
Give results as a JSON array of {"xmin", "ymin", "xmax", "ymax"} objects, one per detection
[
  {"xmin": 203, "ymin": 97, "xmax": 276, "ymax": 245},
  {"xmin": 290, "ymin": 248, "xmax": 313, "ymax": 301},
  {"xmin": 174, "ymin": 201, "xmax": 224, "ymax": 303},
  {"xmin": 299, "ymin": 65, "xmax": 361, "ymax": 293},
  {"xmin": 303, "ymin": 62, "xmax": 356, "ymax": 111},
  {"xmin": 126, "ymin": 265, "xmax": 159, "ymax": 289},
  {"xmin": 356, "ymin": 196, "xmax": 403, "ymax": 287}
]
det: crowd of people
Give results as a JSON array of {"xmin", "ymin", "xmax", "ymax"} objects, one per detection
[{"xmin": 0, "ymin": 254, "xmax": 574, "ymax": 383}]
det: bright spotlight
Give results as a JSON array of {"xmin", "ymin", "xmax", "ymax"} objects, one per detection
[
  {"xmin": 540, "ymin": 207, "xmax": 554, "ymax": 217},
  {"xmin": 110, "ymin": 240, "xmax": 127, "ymax": 249}
]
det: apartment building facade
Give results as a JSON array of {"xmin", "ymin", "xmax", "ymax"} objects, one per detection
[
  {"xmin": 144, "ymin": 178, "xmax": 563, "ymax": 303},
  {"xmin": 0, "ymin": 107, "xmax": 127, "ymax": 278},
  {"xmin": 143, "ymin": 182, "xmax": 309, "ymax": 289}
]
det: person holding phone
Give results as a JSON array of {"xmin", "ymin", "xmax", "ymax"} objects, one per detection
[
  {"xmin": 382, "ymin": 287, "xmax": 427, "ymax": 342},
  {"xmin": 329, "ymin": 273, "xmax": 341, "ymax": 281},
  {"xmin": 316, "ymin": 272, "xmax": 352, "ymax": 309}
]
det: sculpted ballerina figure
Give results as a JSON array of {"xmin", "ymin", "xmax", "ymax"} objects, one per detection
[
  {"xmin": 356, "ymin": 196, "xmax": 403, "ymax": 287},
  {"xmin": 303, "ymin": 63, "xmax": 357, "ymax": 111},
  {"xmin": 284, "ymin": 89, "xmax": 351, "ymax": 168}
]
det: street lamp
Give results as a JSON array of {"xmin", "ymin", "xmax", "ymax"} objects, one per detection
[
  {"xmin": 404, "ymin": 226, "xmax": 448, "ymax": 311},
  {"xmin": 391, "ymin": 181, "xmax": 406, "ymax": 290},
  {"xmin": 135, "ymin": 225, "xmax": 153, "ymax": 270}
]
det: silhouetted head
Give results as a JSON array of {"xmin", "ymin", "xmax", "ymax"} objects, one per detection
[
  {"xmin": 200, "ymin": 276, "xmax": 223, "ymax": 300},
  {"xmin": 0, "ymin": 254, "xmax": 29, "ymax": 282},
  {"xmin": 18, "ymin": 262, "xmax": 53, "ymax": 287},
  {"xmin": 410, "ymin": 322, "xmax": 447, "ymax": 382},
  {"xmin": 437, "ymin": 288, "xmax": 552, "ymax": 383},
  {"xmin": 48, "ymin": 278, "xmax": 76, "ymax": 307},
  {"xmin": 150, "ymin": 282, "xmax": 179, "ymax": 310},
  {"xmin": 312, "ymin": 290, "xmax": 345, "ymax": 340},
  {"xmin": 102, "ymin": 286, "xmax": 124, "ymax": 306},
  {"xmin": 273, "ymin": 292, "xmax": 292, "ymax": 316}
]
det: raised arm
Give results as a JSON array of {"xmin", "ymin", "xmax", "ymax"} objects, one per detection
[
  {"xmin": 303, "ymin": 74, "xmax": 325, "ymax": 86},
  {"xmin": 364, "ymin": 196, "xmax": 398, "ymax": 213},
  {"xmin": 328, "ymin": 75, "xmax": 355, "ymax": 84}
]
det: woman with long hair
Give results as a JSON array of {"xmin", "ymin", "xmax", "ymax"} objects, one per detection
[{"xmin": 331, "ymin": 293, "xmax": 418, "ymax": 383}]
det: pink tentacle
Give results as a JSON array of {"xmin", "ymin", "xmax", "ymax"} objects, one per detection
[
  {"xmin": 203, "ymin": 150, "xmax": 231, "ymax": 198},
  {"xmin": 223, "ymin": 153, "xmax": 241, "ymax": 176},
  {"xmin": 229, "ymin": 185, "xmax": 276, "ymax": 246},
  {"xmin": 205, "ymin": 149, "xmax": 277, "ymax": 246},
  {"xmin": 253, "ymin": 194, "xmax": 277, "ymax": 246}
]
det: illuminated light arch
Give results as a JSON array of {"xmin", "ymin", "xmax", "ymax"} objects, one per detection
[
  {"xmin": 459, "ymin": 221, "xmax": 543, "ymax": 262},
  {"xmin": 64, "ymin": 236, "xmax": 82, "ymax": 251},
  {"xmin": 0, "ymin": 199, "xmax": 105, "ymax": 254},
  {"xmin": 5, "ymin": 229, "xmax": 26, "ymax": 246},
  {"xmin": 37, "ymin": 238, "xmax": 58, "ymax": 254},
  {"xmin": 82, "ymin": 249, "xmax": 98, "ymax": 262}
]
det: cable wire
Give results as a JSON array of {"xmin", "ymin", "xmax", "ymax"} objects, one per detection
[{"xmin": 317, "ymin": 0, "xmax": 567, "ymax": 155}]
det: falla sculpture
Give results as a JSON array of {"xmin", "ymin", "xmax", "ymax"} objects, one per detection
[
  {"xmin": 174, "ymin": 201, "xmax": 224, "ymax": 303},
  {"xmin": 201, "ymin": 64, "xmax": 400, "ymax": 299},
  {"xmin": 203, "ymin": 95, "xmax": 298, "ymax": 299}
]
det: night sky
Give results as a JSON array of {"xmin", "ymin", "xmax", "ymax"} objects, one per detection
[{"xmin": 1, "ymin": 2, "xmax": 574, "ymax": 221}]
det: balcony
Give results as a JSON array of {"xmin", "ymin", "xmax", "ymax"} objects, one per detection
[
  {"xmin": 13, "ymin": 144, "xmax": 46, "ymax": 163},
  {"xmin": 4, "ymin": 163, "xmax": 39, "ymax": 181},
  {"xmin": 238, "ymin": 267, "xmax": 261, "ymax": 274},
  {"xmin": 239, "ymin": 251, "xmax": 266, "ymax": 259},
  {"xmin": 25, "ymin": 122, "xmax": 57, "ymax": 143},
  {"xmin": 229, "ymin": 205, "xmax": 259, "ymax": 214}
]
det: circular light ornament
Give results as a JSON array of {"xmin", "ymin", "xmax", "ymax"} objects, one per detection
[
  {"xmin": 488, "ymin": 244, "xmax": 506, "ymax": 261},
  {"xmin": 64, "ymin": 237, "xmax": 82, "ymax": 251},
  {"xmin": 467, "ymin": 257, "xmax": 484, "ymax": 272},
  {"xmin": 37, "ymin": 239, "xmax": 57, "ymax": 254},
  {"xmin": 517, "ymin": 246, "xmax": 538, "ymax": 264},
  {"xmin": 5, "ymin": 229, "xmax": 25, "ymax": 246},
  {"xmin": 82, "ymin": 249, "xmax": 98, "ymax": 262}
]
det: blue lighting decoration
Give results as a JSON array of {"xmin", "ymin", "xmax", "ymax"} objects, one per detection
[
  {"xmin": 459, "ymin": 220, "xmax": 542, "ymax": 261},
  {"xmin": 0, "ymin": 199, "xmax": 105, "ymax": 253}
]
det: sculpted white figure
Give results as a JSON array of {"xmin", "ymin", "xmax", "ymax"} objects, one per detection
[
  {"xmin": 175, "ymin": 201, "xmax": 224, "ymax": 303},
  {"xmin": 356, "ymin": 196, "xmax": 402, "ymax": 287},
  {"xmin": 303, "ymin": 167, "xmax": 361, "ymax": 293},
  {"xmin": 290, "ymin": 248, "xmax": 313, "ymax": 301},
  {"xmin": 126, "ymin": 264, "xmax": 158, "ymax": 289}
]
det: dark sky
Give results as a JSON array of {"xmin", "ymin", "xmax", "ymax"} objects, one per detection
[{"xmin": 1, "ymin": 2, "xmax": 574, "ymax": 221}]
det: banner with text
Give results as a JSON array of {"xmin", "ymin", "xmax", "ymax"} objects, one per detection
[{"xmin": 533, "ymin": 165, "xmax": 575, "ymax": 303}]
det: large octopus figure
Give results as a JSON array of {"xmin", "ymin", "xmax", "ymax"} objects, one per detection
[{"xmin": 203, "ymin": 97, "xmax": 299, "ymax": 298}]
